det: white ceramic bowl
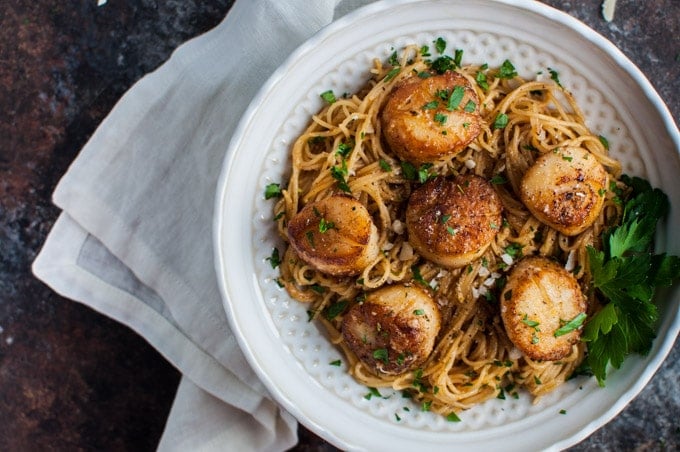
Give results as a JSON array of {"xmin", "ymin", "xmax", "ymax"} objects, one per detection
[{"xmin": 214, "ymin": 1, "xmax": 680, "ymax": 450}]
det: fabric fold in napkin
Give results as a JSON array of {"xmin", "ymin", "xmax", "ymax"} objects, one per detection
[{"xmin": 33, "ymin": 0, "xmax": 373, "ymax": 449}]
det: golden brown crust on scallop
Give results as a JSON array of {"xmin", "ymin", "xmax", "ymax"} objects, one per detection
[
  {"xmin": 520, "ymin": 146, "xmax": 608, "ymax": 236},
  {"xmin": 405, "ymin": 175, "xmax": 503, "ymax": 268},
  {"xmin": 500, "ymin": 256, "xmax": 586, "ymax": 361},
  {"xmin": 287, "ymin": 195, "xmax": 379, "ymax": 276},
  {"xmin": 380, "ymin": 71, "xmax": 481, "ymax": 164},
  {"xmin": 341, "ymin": 284, "xmax": 441, "ymax": 375}
]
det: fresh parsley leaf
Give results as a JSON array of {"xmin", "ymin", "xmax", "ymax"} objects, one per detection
[{"xmin": 583, "ymin": 177, "xmax": 680, "ymax": 385}]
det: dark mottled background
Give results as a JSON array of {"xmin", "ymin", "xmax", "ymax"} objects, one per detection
[{"xmin": 1, "ymin": 1, "xmax": 678, "ymax": 450}]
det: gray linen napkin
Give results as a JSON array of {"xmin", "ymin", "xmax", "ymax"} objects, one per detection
[{"xmin": 32, "ymin": 0, "xmax": 374, "ymax": 449}]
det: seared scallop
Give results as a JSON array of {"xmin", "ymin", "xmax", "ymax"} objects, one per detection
[
  {"xmin": 341, "ymin": 284, "xmax": 441, "ymax": 375},
  {"xmin": 520, "ymin": 146, "xmax": 608, "ymax": 236},
  {"xmin": 381, "ymin": 71, "xmax": 481, "ymax": 164},
  {"xmin": 500, "ymin": 256, "xmax": 586, "ymax": 361},
  {"xmin": 405, "ymin": 175, "xmax": 503, "ymax": 268},
  {"xmin": 287, "ymin": 195, "xmax": 379, "ymax": 276}
]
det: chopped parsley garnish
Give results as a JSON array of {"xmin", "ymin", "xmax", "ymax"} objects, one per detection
[
  {"xmin": 548, "ymin": 67, "xmax": 563, "ymax": 87},
  {"xmin": 264, "ymin": 183, "xmax": 283, "ymax": 199},
  {"xmin": 446, "ymin": 412, "xmax": 462, "ymax": 422},
  {"xmin": 324, "ymin": 300, "xmax": 348, "ymax": 320},
  {"xmin": 411, "ymin": 265, "xmax": 430, "ymax": 288},
  {"xmin": 401, "ymin": 161, "xmax": 433, "ymax": 183},
  {"xmin": 373, "ymin": 348, "xmax": 389, "ymax": 364},
  {"xmin": 493, "ymin": 113, "xmax": 509, "ymax": 129},
  {"xmin": 364, "ymin": 387, "xmax": 382, "ymax": 400},
  {"xmin": 490, "ymin": 174, "xmax": 508, "ymax": 185},
  {"xmin": 521, "ymin": 314, "xmax": 540, "ymax": 329},
  {"xmin": 318, "ymin": 218, "xmax": 336, "ymax": 233},
  {"xmin": 434, "ymin": 113, "xmax": 448, "ymax": 125},
  {"xmin": 320, "ymin": 90, "xmax": 336, "ymax": 104},
  {"xmin": 498, "ymin": 59, "xmax": 518, "ymax": 79},
  {"xmin": 330, "ymin": 160, "xmax": 351, "ymax": 193},
  {"xmin": 266, "ymin": 247, "xmax": 281, "ymax": 268},
  {"xmin": 336, "ymin": 140, "xmax": 353, "ymax": 157},
  {"xmin": 554, "ymin": 312, "xmax": 587, "ymax": 337},
  {"xmin": 583, "ymin": 175, "xmax": 680, "ymax": 385},
  {"xmin": 447, "ymin": 85, "xmax": 465, "ymax": 110},
  {"xmin": 379, "ymin": 159, "xmax": 392, "ymax": 172},
  {"xmin": 599, "ymin": 135, "xmax": 610, "ymax": 150},
  {"xmin": 305, "ymin": 230, "xmax": 315, "ymax": 248},
  {"xmin": 422, "ymin": 100, "xmax": 439, "ymax": 110},
  {"xmin": 417, "ymin": 163, "xmax": 433, "ymax": 183},
  {"xmin": 384, "ymin": 67, "xmax": 401, "ymax": 82},
  {"xmin": 504, "ymin": 242, "xmax": 524, "ymax": 258},
  {"xmin": 434, "ymin": 37, "xmax": 447, "ymax": 54},
  {"xmin": 329, "ymin": 359, "xmax": 342, "ymax": 366},
  {"xmin": 401, "ymin": 161, "xmax": 417, "ymax": 180},
  {"xmin": 430, "ymin": 55, "xmax": 456, "ymax": 74},
  {"xmin": 475, "ymin": 70, "xmax": 489, "ymax": 91},
  {"xmin": 464, "ymin": 100, "xmax": 477, "ymax": 112},
  {"xmin": 310, "ymin": 284, "xmax": 326, "ymax": 294},
  {"xmin": 453, "ymin": 49, "xmax": 464, "ymax": 68}
]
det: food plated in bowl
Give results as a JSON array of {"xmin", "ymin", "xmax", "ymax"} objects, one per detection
[{"xmin": 214, "ymin": 1, "xmax": 680, "ymax": 450}]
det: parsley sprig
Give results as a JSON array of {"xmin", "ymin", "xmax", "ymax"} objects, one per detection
[{"xmin": 583, "ymin": 175, "xmax": 680, "ymax": 385}]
